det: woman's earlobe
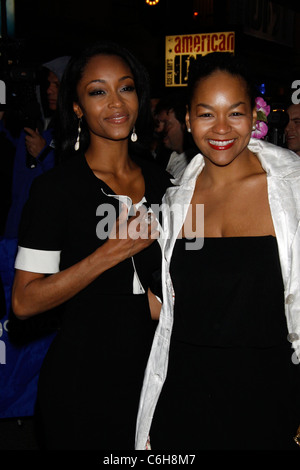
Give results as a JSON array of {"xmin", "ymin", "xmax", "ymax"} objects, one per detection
[
  {"xmin": 252, "ymin": 108, "xmax": 258, "ymax": 123},
  {"xmin": 185, "ymin": 114, "xmax": 189, "ymax": 128},
  {"xmin": 73, "ymin": 102, "xmax": 82, "ymax": 119},
  {"xmin": 185, "ymin": 116, "xmax": 191, "ymax": 133}
]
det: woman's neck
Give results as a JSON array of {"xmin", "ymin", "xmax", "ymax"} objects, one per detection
[
  {"xmin": 200, "ymin": 150, "xmax": 264, "ymax": 189},
  {"xmin": 85, "ymin": 137, "xmax": 131, "ymax": 175}
]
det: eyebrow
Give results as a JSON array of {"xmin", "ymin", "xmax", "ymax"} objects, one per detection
[
  {"xmin": 196, "ymin": 101, "xmax": 247, "ymax": 109},
  {"xmin": 87, "ymin": 75, "xmax": 134, "ymax": 85}
]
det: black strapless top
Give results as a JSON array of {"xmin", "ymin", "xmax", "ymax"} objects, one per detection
[
  {"xmin": 170, "ymin": 236, "xmax": 287, "ymax": 348},
  {"xmin": 150, "ymin": 236, "xmax": 300, "ymax": 450}
]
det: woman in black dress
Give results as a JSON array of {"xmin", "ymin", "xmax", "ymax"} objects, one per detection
[
  {"xmin": 136, "ymin": 53, "xmax": 300, "ymax": 450},
  {"xmin": 11, "ymin": 41, "xmax": 170, "ymax": 450}
]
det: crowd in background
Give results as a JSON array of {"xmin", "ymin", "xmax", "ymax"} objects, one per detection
[{"xmin": 0, "ymin": 43, "xmax": 300, "ymax": 452}]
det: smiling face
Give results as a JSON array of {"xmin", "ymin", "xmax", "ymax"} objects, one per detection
[
  {"xmin": 285, "ymin": 104, "xmax": 300, "ymax": 156},
  {"xmin": 186, "ymin": 70, "xmax": 257, "ymax": 167},
  {"xmin": 73, "ymin": 54, "xmax": 139, "ymax": 143}
]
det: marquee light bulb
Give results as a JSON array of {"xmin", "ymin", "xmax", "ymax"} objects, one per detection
[{"xmin": 146, "ymin": 0, "xmax": 160, "ymax": 5}]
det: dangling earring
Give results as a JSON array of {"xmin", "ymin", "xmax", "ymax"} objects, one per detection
[
  {"xmin": 74, "ymin": 118, "xmax": 82, "ymax": 151},
  {"xmin": 252, "ymin": 123, "xmax": 257, "ymax": 131},
  {"xmin": 131, "ymin": 126, "xmax": 138, "ymax": 142}
]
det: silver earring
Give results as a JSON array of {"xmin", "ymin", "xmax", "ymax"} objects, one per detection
[
  {"xmin": 74, "ymin": 118, "xmax": 82, "ymax": 151},
  {"xmin": 252, "ymin": 124, "xmax": 256, "ymax": 131},
  {"xmin": 187, "ymin": 128, "xmax": 191, "ymax": 133},
  {"xmin": 131, "ymin": 126, "xmax": 138, "ymax": 142}
]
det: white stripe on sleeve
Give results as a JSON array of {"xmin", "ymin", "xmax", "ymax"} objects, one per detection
[{"xmin": 15, "ymin": 246, "xmax": 61, "ymax": 273}]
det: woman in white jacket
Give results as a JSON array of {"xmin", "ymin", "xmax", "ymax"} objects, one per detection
[{"xmin": 136, "ymin": 53, "xmax": 300, "ymax": 450}]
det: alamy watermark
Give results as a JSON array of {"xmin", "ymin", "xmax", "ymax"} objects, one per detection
[
  {"xmin": 0, "ymin": 320, "xmax": 9, "ymax": 365},
  {"xmin": 287, "ymin": 332, "xmax": 300, "ymax": 365},
  {"xmin": 95, "ymin": 202, "xmax": 204, "ymax": 250},
  {"xmin": 0, "ymin": 80, "xmax": 5, "ymax": 108},
  {"xmin": 291, "ymin": 80, "xmax": 300, "ymax": 104}
]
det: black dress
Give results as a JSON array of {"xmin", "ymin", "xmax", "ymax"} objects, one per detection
[
  {"xmin": 16, "ymin": 152, "xmax": 171, "ymax": 450},
  {"xmin": 150, "ymin": 236, "xmax": 300, "ymax": 450}
]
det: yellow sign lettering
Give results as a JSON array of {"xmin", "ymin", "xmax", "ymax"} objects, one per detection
[{"xmin": 165, "ymin": 32, "xmax": 235, "ymax": 87}]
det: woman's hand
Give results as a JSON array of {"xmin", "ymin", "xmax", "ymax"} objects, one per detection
[
  {"xmin": 24, "ymin": 128, "xmax": 47, "ymax": 158},
  {"xmin": 12, "ymin": 204, "xmax": 159, "ymax": 319},
  {"xmin": 105, "ymin": 203, "xmax": 159, "ymax": 262}
]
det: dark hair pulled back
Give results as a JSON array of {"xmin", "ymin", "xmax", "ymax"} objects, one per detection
[{"xmin": 187, "ymin": 52, "xmax": 256, "ymax": 111}]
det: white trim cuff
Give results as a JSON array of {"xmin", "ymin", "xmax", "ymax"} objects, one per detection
[{"xmin": 15, "ymin": 246, "xmax": 61, "ymax": 273}]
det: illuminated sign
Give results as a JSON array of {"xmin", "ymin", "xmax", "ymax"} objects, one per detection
[{"xmin": 165, "ymin": 32, "xmax": 235, "ymax": 87}]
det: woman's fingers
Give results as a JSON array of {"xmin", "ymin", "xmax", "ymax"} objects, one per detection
[
  {"xmin": 107, "ymin": 204, "xmax": 159, "ymax": 260},
  {"xmin": 129, "ymin": 206, "xmax": 159, "ymax": 240}
]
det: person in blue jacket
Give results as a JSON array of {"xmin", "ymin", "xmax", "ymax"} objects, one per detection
[{"xmin": 2, "ymin": 56, "xmax": 70, "ymax": 238}]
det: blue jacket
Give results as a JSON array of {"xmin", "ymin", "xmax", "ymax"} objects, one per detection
[{"xmin": 3, "ymin": 125, "xmax": 55, "ymax": 238}]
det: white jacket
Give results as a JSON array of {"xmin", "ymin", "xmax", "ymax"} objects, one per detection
[{"xmin": 135, "ymin": 138, "xmax": 300, "ymax": 449}]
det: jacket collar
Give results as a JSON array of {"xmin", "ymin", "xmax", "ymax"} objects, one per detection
[
  {"xmin": 248, "ymin": 138, "xmax": 300, "ymax": 177},
  {"xmin": 169, "ymin": 153, "xmax": 204, "ymax": 189}
]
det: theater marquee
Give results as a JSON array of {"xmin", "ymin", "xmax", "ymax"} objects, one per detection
[{"xmin": 165, "ymin": 32, "xmax": 235, "ymax": 87}]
